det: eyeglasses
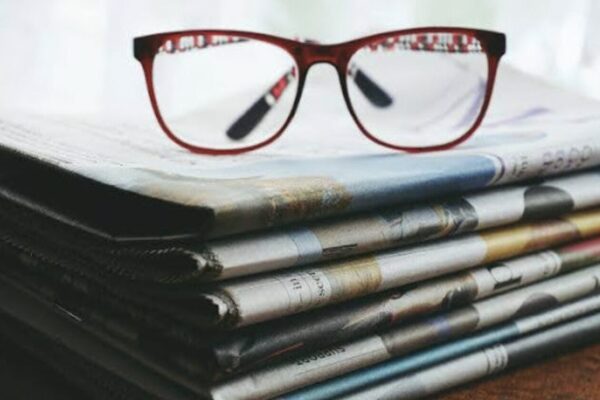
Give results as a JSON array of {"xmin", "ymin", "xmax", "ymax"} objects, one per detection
[{"xmin": 134, "ymin": 28, "xmax": 505, "ymax": 155}]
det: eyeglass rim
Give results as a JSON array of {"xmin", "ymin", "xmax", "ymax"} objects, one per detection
[{"xmin": 134, "ymin": 27, "xmax": 506, "ymax": 155}]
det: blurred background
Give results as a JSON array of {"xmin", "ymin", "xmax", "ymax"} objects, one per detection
[{"xmin": 0, "ymin": 0, "xmax": 599, "ymax": 118}]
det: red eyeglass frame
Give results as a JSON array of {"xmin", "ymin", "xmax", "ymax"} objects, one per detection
[{"xmin": 134, "ymin": 28, "xmax": 506, "ymax": 155}]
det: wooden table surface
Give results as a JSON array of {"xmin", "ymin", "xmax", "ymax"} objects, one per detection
[
  {"xmin": 1, "ymin": 337, "xmax": 599, "ymax": 399},
  {"xmin": 440, "ymin": 342, "xmax": 600, "ymax": 400}
]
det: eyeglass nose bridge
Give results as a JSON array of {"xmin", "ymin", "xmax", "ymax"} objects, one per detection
[{"xmin": 296, "ymin": 43, "xmax": 351, "ymax": 71}]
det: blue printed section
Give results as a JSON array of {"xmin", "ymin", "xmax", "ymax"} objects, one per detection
[
  {"xmin": 281, "ymin": 324, "xmax": 517, "ymax": 400},
  {"xmin": 206, "ymin": 153, "xmax": 498, "ymax": 212},
  {"xmin": 343, "ymin": 155, "xmax": 497, "ymax": 211},
  {"xmin": 288, "ymin": 228, "xmax": 324, "ymax": 265},
  {"xmin": 428, "ymin": 315, "xmax": 455, "ymax": 339}
]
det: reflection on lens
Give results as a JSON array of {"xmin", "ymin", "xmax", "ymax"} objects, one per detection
[
  {"xmin": 347, "ymin": 32, "xmax": 488, "ymax": 148},
  {"xmin": 153, "ymin": 34, "xmax": 298, "ymax": 150}
]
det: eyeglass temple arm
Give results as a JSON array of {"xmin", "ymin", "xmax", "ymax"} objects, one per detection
[{"xmin": 226, "ymin": 68, "xmax": 296, "ymax": 140}]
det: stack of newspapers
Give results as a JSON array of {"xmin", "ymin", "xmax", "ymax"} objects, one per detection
[{"xmin": 1, "ymin": 67, "xmax": 600, "ymax": 400}]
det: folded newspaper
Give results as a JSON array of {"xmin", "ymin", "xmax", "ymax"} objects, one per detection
[
  {"xmin": 0, "ymin": 65, "xmax": 599, "ymax": 400},
  {"xmin": 1, "ymin": 66, "xmax": 599, "ymax": 241}
]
